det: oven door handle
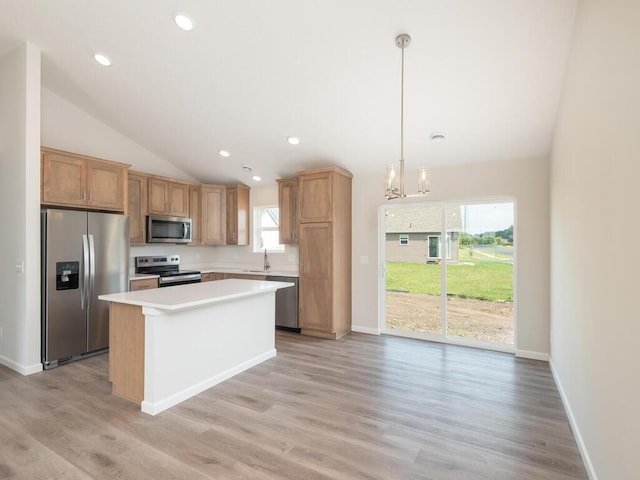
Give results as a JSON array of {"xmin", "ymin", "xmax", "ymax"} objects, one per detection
[{"xmin": 158, "ymin": 273, "xmax": 201, "ymax": 286}]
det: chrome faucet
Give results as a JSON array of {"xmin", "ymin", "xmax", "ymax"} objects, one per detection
[{"xmin": 263, "ymin": 248, "xmax": 270, "ymax": 271}]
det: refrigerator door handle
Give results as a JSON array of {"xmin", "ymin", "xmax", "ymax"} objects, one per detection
[
  {"xmin": 88, "ymin": 234, "xmax": 96, "ymax": 310},
  {"xmin": 81, "ymin": 234, "xmax": 89, "ymax": 310}
]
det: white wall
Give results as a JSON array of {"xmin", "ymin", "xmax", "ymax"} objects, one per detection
[
  {"xmin": 41, "ymin": 88, "xmax": 195, "ymax": 181},
  {"xmin": 352, "ymin": 156, "xmax": 550, "ymax": 357},
  {"xmin": 549, "ymin": 1, "xmax": 640, "ymax": 478},
  {"xmin": 0, "ymin": 43, "xmax": 42, "ymax": 374}
]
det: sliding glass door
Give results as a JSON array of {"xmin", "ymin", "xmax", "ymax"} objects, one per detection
[
  {"xmin": 382, "ymin": 201, "xmax": 514, "ymax": 350},
  {"xmin": 384, "ymin": 205, "xmax": 443, "ymax": 336}
]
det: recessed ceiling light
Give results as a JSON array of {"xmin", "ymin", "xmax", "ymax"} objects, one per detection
[
  {"xmin": 174, "ymin": 13, "xmax": 194, "ymax": 31},
  {"xmin": 251, "ymin": 175, "xmax": 262, "ymax": 182},
  {"xmin": 93, "ymin": 53, "xmax": 112, "ymax": 67},
  {"xmin": 218, "ymin": 150, "xmax": 230, "ymax": 157},
  {"xmin": 287, "ymin": 136, "xmax": 300, "ymax": 145},
  {"xmin": 430, "ymin": 132, "xmax": 446, "ymax": 143}
]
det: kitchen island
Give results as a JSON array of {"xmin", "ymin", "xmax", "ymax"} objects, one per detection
[{"xmin": 99, "ymin": 279, "xmax": 293, "ymax": 415}]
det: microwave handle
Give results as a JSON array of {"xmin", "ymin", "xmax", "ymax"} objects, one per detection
[{"xmin": 183, "ymin": 223, "xmax": 187, "ymax": 239}]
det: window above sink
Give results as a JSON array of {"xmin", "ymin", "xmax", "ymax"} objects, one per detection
[{"xmin": 253, "ymin": 205, "xmax": 285, "ymax": 253}]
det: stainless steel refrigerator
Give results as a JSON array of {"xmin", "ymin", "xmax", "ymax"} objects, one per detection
[{"xmin": 41, "ymin": 209, "xmax": 129, "ymax": 369}]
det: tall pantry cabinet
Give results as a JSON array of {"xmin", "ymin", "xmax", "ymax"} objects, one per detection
[{"xmin": 298, "ymin": 167, "xmax": 352, "ymax": 339}]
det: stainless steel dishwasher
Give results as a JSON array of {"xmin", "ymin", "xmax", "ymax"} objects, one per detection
[{"xmin": 267, "ymin": 276, "xmax": 299, "ymax": 332}]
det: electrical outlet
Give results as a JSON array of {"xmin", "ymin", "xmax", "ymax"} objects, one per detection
[
  {"xmin": 361, "ymin": 256, "xmax": 369, "ymax": 264},
  {"xmin": 15, "ymin": 260, "xmax": 24, "ymax": 273}
]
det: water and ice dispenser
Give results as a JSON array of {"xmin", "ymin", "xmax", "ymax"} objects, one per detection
[{"xmin": 55, "ymin": 261, "xmax": 79, "ymax": 290}]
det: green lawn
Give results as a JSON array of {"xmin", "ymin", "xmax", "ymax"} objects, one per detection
[{"xmin": 386, "ymin": 261, "xmax": 513, "ymax": 302}]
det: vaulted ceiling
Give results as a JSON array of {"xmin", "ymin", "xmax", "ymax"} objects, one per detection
[{"xmin": 0, "ymin": 0, "xmax": 577, "ymax": 184}]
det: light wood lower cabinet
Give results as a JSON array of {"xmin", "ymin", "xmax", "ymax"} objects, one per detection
[
  {"xmin": 299, "ymin": 223, "xmax": 332, "ymax": 333},
  {"xmin": 201, "ymin": 272, "xmax": 267, "ymax": 282},
  {"xmin": 129, "ymin": 277, "xmax": 158, "ymax": 291},
  {"xmin": 201, "ymin": 272, "xmax": 226, "ymax": 282},
  {"xmin": 225, "ymin": 273, "xmax": 266, "ymax": 281}
]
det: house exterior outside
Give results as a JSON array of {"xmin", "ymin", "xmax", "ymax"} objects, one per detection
[{"xmin": 385, "ymin": 207, "xmax": 463, "ymax": 263}]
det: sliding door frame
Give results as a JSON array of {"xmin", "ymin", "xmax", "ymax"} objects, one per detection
[{"xmin": 378, "ymin": 197, "xmax": 517, "ymax": 354}]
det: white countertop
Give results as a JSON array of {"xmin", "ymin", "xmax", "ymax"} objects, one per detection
[
  {"xmin": 199, "ymin": 267, "xmax": 298, "ymax": 277},
  {"xmin": 99, "ymin": 279, "xmax": 294, "ymax": 311}
]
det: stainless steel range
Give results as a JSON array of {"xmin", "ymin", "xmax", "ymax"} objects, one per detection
[{"xmin": 135, "ymin": 255, "xmax": 201, "ymax": 287}]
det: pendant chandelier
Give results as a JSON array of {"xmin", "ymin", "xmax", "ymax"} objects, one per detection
[{"xmin": 385, "ymin": 33, "xmax": 430, "ymax": 200}]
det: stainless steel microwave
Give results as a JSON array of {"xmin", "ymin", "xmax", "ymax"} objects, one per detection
[{"xmin": 146, "ymin": 215, "xmax": 192, "ymax": 243}]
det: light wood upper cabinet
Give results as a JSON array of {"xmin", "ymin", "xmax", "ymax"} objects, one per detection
[
  {"xmin": 148, "ymin": 177, "xmax": 189, "ymax": 216},
  {"xmin": 86, "ymin": 160, "xmax": 126, "ymax": 210},
  {"xmin": 189, "ymin": 185, "xmax": 202, "ymax": 246},
  {"xmin": 148, "ymin": 178, "xmax": 168, "ymax": 215},
  {"xmin": 202, "ymin": 185, "xmax": 226, "ymax": 245},
  {"xmin": 277, "ymin": 177, "xmax": 298, "ymax": 244},
  {"xmin": 127, "ymin": 172, "xmax": 148, "ymax": 245},
  {"xmin": 299, "ymin": 171, "xmax": 336, "ymax": 223},
  {"xmin": 42, "ymin": 150, "xmax": 86, "ymax": 206},
  {"xmin": 169, "ymin": 183, "xmax": 189, "ymax": 216},
  {"xmin": 226, "ymin": 184, "xmax": 250, "ymax": 245},
  {"xmin": 41, "ymin": 147, "xmax": 129, "ymax": 211}
]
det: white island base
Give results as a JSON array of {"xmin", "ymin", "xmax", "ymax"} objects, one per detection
[{"xmin": 99, "ymin": 279, "xmax": 292, "ymax": 415}]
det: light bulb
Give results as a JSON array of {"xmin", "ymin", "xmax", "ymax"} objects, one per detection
[{"xmin": 174, "ymin": 13, "xmax": 194, "ymax": 31}]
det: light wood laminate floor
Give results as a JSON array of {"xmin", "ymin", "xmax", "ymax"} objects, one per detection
[{"xmin": 0, "ymin": 332, "xmax": 587, "ymax": 479}]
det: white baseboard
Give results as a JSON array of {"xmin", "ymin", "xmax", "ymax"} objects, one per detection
[
  {"xmin": 141, "ymin": 349, "xmax": 277, "ymax": 416},
  {"xmin": 0, "ymin": 355, "xmax": 43, "ymax": 375},
  {"xmin": 550, "ymin": 359, "xmax": 597, "ymax": 480},
  {"xmin": 515, "ymin": 349, "xmax": 549, "ymax": 361},
  {"xmin": 351, "ymin": 325, "xmax": 380, "ymax": 335}
]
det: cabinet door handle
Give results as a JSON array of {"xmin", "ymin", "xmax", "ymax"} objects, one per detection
[{"xmin": 83, "ymin": 189, "xmax": 86, "ymax": 202}]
